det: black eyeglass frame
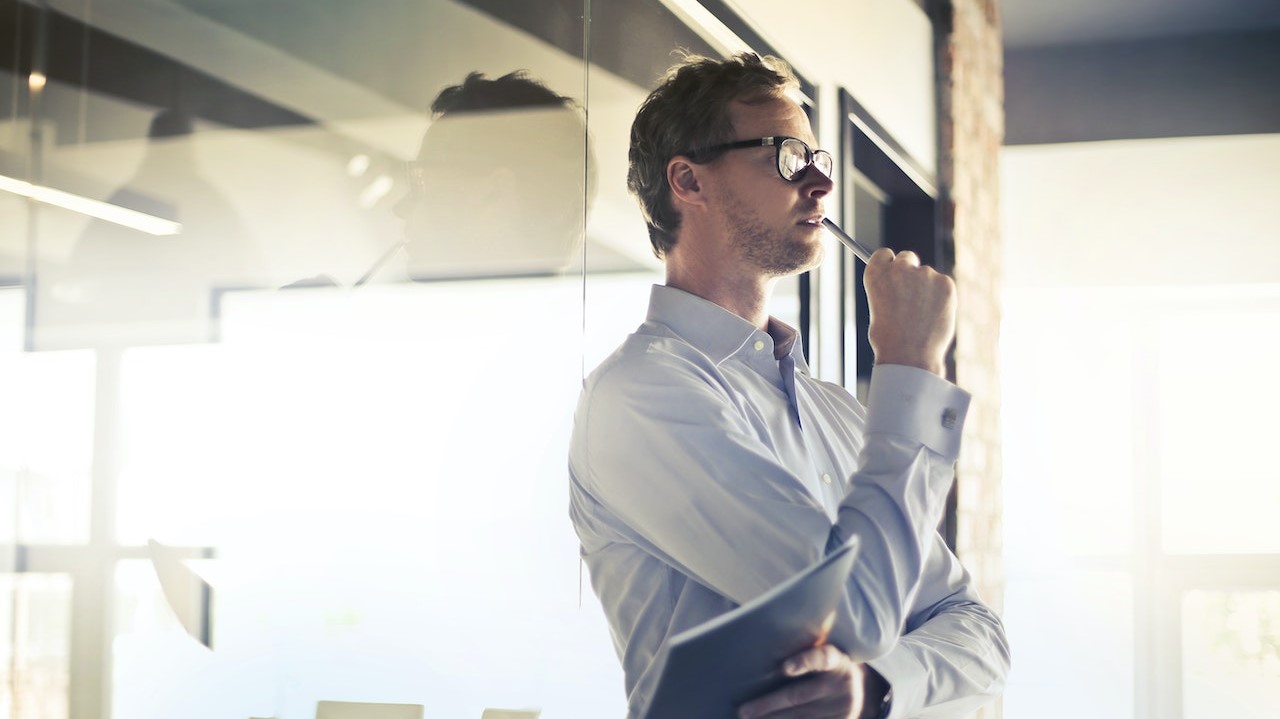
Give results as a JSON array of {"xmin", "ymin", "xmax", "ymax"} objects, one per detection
[{"xmin": 685, "ymin": 136, "xmax": 834, "ymax": 182}]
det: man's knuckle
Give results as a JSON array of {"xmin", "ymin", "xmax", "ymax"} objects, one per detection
[{"xmin": 821, "ymin": 644, "xmax": 843, "ymax": 666}]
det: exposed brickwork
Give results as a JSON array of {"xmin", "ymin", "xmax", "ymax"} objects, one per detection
[{"xmin": 937, "ymin": 1, "xmax": 1006, "ymax": 717}]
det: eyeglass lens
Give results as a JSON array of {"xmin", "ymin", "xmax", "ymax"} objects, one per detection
[{"xmin": 779, "ymin": 138, "xmax": 833, "ymax": 181}]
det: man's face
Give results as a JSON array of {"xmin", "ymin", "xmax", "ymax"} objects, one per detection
[
  {"xmin": 395, "ymin": 120, "xmax": 489, "ymax": 258},
  {"xmin": 394, "ymin": 109, "xmax": 585, "ymax": 278},
  {"xmin": 703, "ymin": 97, "xmax": 833, "ymax": 277}
]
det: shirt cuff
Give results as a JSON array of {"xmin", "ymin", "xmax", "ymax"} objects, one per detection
[
  {"xmin": 865, "ymin": 364, "xmax": 970, "ymax": 459},
  {"xmin": 867, "ymin": 643, "xmax": 929, "ymax": 719}
]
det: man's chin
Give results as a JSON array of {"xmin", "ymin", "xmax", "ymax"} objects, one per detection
[
  {"xmin": 785, "ymin": 238, "xmax": 825, "ymax": 275},
  {"xmin": 760, "ymin": 244, "xmax": 823, "ymax": 278}
]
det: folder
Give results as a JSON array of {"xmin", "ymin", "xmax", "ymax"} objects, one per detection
[{"xmin": 642, "ymin": 537, "xmax": 861, "ymax": 719}]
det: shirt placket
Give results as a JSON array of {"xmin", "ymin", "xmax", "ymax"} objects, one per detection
[{"xmin": 779, "ymin": 353, "xmax": 844, "ymax": 518}]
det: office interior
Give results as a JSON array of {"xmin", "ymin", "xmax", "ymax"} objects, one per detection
[{"xmin": 1, "ymin": 0, "xmax": 1277, "ymax": 717}]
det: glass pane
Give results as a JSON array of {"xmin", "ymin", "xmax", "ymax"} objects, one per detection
[
  {"xmin": 0, "ymin": 289, "xmax": 21, "ymax": 351},
  {"xmin": 8, "ymin": 0, "xmax": 637, "ymax": 714},
  {"xmin": 1001, "ymin": 570, "xmax": 1134, "ymax": 719},
  {"xmin": 1159, "ymin": 304, "xmax": 1280, "ymax": 554},
  {"xmin": 1183, "ymin": 589, "xmax": 1280, "ymax": 719},
  {"xmin": 6, "ymin": 0, "xmax": 874, "ymax": 716},
  {"xmin": 0, "ymin": 574, "xmax": 73, "ymax": 719},
  {"xmin": 113, "ymin": 559, "xmax": 270, "ymax": 719},
  {"xmin": 0, "ymin": 347, "xmax": 95, "ymax": 546}
]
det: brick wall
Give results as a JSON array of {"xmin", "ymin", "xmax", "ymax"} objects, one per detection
[{"xmin": 937, "ymin": 0, "xmax": 1006, "ymax": 716}]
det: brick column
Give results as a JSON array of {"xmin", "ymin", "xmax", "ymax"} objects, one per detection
[{"xmin": 937, "ymin": 1, "xmax": 1005, "ymax": 716}]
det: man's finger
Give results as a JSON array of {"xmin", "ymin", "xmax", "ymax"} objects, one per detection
[
  {"xmin": 737, "ymin": 674, "xmax": 843, "ymax": 719},
  {"xmin": 892, "ymin": 250, "xmax": 921, "ymax": 268},
  {"xmin": 867, "ymin": 247, "xmax": 896, "ymax": 267},
  {"xmin": 783, "ymin": 644, "xmax": 846, "ymax": 676}
]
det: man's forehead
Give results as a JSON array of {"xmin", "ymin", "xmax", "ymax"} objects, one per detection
[
  {"xmin": 727, "ymin": 96, "xmax": 815, "ymax": 142},
  {"xmin": 416, "ymin": 106, "xmax": 581, "ymax": 162}
]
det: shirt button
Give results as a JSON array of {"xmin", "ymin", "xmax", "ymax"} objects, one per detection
[
  {"xmin": 754, "ymin": 340, "xmax": 765, "ymax": 351},
  {"xmin": 822, "ymin": 473, "xmax": 833, "ymax": 485}
]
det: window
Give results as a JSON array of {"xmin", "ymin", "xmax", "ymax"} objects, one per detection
[
  {"xmin": 1001, "ymin": 285, "xmax": 1280, "ymax": 718},
  {"xmin": 835, "ymin": 89, "xmax": 940, "ymax": 400}
]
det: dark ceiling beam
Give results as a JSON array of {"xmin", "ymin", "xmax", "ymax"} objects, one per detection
[
  {"xmin": 456, "ymin": 0, "xmax": 716, "ymax": 92},
  {"xmin": 0, "ymin": 1, "xmax": 312, "ymax": 144},
  {"xmin": 1005, "ymin": 29, "xmax": 1280, "ymax": 145}
]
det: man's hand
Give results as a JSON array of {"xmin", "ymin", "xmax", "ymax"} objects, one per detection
[
  {"xmin": 863, "ymin": 247, "xmax": 957, "ymax": 377},
  {"xmin": 737, "ymin": 645, "xmax": 886, "ymax": 719}
]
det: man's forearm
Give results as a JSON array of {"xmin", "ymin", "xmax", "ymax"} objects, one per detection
[{"xmin": 869, "ymin": 600, "xmax": 1010, "ymax": 718}]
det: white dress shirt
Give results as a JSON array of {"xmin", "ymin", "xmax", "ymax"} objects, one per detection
[{"xmin": 569, "ymin": 284, "xmax": 1009, "ymax": 718}]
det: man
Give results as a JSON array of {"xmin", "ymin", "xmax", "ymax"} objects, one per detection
[{"xmin": 568, "ymin": 53, "xmax": 1009, "ymax": 718}]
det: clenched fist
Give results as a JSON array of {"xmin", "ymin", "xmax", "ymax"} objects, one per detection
[{"xmin": 863, "ymin": 248, "xmax": 957, "ymax": 377}]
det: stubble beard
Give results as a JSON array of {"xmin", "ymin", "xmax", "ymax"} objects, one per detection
[{"xmin": 724, "ymin": 197, "xmax": 823, "ymax": 277}]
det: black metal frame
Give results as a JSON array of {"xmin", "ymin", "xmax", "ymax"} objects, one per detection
[{"xmin": 836, "ymin": 86, "xmax": 958, "ymax": 549}]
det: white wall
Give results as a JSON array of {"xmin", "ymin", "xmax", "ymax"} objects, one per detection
[
  {"xmin": 734, "ymin": 0, "xmax": 938, "ymax": 175},
  {"xmin": 1003, "ymin": 134, "xmax": 1280, "ymax": 288}
]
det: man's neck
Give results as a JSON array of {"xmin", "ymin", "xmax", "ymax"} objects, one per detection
[{"xmin": 665, "ymin": 263, "xmax": 776, "ymax": 331}]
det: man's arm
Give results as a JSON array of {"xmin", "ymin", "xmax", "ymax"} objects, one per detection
[
  {"xmin": 867, "ymin": 534, "xmax": 1010, "ymax": 718},
  {"xmin": 575, "ymin": 251, "xmax": 966, "ymax": 663},
  {"xmin": 736, "ymin": 536, "xmax": 1010, "ymax": 719},
  {"xmin": 576, "ymin": 357, "xmax": 965, "ymax": 660}
]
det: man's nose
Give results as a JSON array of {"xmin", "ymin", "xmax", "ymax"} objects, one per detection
[{"xmin": 800, "ymin": 166, "xmax": 833, "ymax": 198}]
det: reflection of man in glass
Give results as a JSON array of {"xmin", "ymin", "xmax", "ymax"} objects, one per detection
[
  {"xmin": 43, "ymin": 109, "xmax": 257, "ymax": 347},
  {"xmin": 569, "ymin": 54, "xmax": 1009, "ymax": 718},
  {"xmin": 393, "ymin": 71, "xmax": 589, "ymax": 280}
]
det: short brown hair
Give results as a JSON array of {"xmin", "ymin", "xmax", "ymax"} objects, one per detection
[{"xmin": 626, "ymin": 52, "xmax": 800, "ymax": 257}]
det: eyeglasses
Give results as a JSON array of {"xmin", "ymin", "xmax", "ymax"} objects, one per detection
[
  {"xmin": 404, "ymin": 162, "xmax": 429, "ymax": 199},
  {"xmin": 688, "ymin": 136, "xmax": 834, "ymax": 182}
]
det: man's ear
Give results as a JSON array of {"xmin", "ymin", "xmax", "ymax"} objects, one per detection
[{"xmin": 666, "ymin": 156, "xmax": 706, "ymax": 208}]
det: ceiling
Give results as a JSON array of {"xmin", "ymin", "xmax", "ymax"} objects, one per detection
[{"xmin": 1000, "ymin": 0, "xmax": 1280, "ymax": 48}]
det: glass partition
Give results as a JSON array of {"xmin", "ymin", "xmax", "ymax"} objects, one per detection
[
  {"xmin": 1, "ymin": 1, "xmax": 816, "ymax": 717},
  {"xmin": 2, "ymin": 1, "xmax": 611, "ymax": 717}
]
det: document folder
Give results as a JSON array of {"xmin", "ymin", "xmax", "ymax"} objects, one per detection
[{"xmin": 642, "ymin": 536, "xmax": 861, "ymax": 719}]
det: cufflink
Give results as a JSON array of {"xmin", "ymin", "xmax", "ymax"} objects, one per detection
[{"xmin": 941, "ymin": 408, "xmax": 958, "ymax": 430}]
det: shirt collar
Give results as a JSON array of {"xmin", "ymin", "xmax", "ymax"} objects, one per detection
[{"xmin": 645, "ymin": 284, "xmax": 803, "ymax": 365}]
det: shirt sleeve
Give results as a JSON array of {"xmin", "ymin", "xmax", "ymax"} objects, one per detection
[
  {"xmin": 868, "ymin": 533, "xmax": 1011, "ymax": 718},
  {"xmin": 576, "ymin": 346, "xmax": 983, "ymax": 663}
]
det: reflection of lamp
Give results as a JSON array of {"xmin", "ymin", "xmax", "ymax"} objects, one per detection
[{"xmin": 0, "ymin": 173, "xmax": 183, "ymax": 236}]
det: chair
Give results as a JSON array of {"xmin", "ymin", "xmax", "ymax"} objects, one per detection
[{"xmin": 314, "ymin": 700, "xmax": 425, "ymax": 719}]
